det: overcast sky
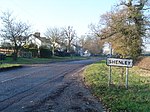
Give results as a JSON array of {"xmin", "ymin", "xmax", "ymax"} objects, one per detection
[{"xmin": 0, "ymin": 0, "xmax": 119, "ymax": 36}]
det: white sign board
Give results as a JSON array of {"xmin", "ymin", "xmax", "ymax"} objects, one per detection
[{"xmin": 106, "ymin": 58, "xmax": 133, "ymax": 67}]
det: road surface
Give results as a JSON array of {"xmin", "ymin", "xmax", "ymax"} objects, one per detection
[{"xmin": 0, "ymin": 58, "xmax": 104, "ymax": 112}]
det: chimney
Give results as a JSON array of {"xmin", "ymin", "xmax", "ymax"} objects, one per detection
[{"xmin": 34, "ymin": 32, "xmax": 40, "ymax": 37}]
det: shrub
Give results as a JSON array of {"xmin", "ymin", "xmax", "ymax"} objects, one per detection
[
  {"xmin": 55, "ymin": 50, "xmax": 71, "ymax": 57},
  {"xmin": 39, "ymin": 48, "xmax": 52, "ymax": 58},
  {"xmin": 0, "ymin": 53, "xmax": 6, "ymax": 60}
]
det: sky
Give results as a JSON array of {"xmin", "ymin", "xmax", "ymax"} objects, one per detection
[
  {"xmin": 0, "ymin": 0, "xmax": 149, "ymax": 51},
  {"xmin": 0, "ymin": 0, "xmax": 119, "ymax": 36}
]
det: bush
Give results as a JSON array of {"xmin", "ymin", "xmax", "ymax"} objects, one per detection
[
  {"xmin": 136, "ymin": 56, "xmax": 150, "ymax": 70},
  {"xmin": 0, "ymin": 53, "xmax": 6, "ymax": 60},
  {"xmin": 29, "ymin": 48, "xmax": 38, "ymax": 57},
  {"xmin": 40, "ymin": 48, "xmax": 52, "ymax": 58},
  {"xmin": 21, "ymin": 48, "xmax": 38, "ymax": 58},
  {"xmin": 55, "ymin": 50, "xmax": 71, "ymax": 57},
  {"xmin": 19, "ymin": 51, "xmax": 32, "ymax": 58}
]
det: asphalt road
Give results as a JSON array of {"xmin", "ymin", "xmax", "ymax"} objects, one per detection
[{"xmin": 0, "ymin": 58, "xmax": 104, "ymax": 112}]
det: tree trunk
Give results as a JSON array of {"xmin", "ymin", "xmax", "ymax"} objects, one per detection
[
  {"xmin": 68, "ymin": 40, "xmax": 71, "ymax": 53},
  {"xmin": 13, "ymin": 50, "xmax": 18, "ymax": 61},
  {"xmin": 52, "ymin": 45, "xmax": 55, "ymax": 57},
  {"xmin": 13, "ymin": 45, "xmax": 18, "ymax": 61}
]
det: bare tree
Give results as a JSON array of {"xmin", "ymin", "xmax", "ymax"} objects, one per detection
[
  {"xmin": 45, "ymin": 27, "xmax": 62, "ymax": 56},
  {"xmin": 79, "ymin": 35, "xmax": 103, "ymax": 55},
  {"xmin": 62, "ymin": 26, "xmax": 76, "ymax": 53},
  {"xmin": 0, "ymin": 11, "xmax": 31, "ymax": 60}
]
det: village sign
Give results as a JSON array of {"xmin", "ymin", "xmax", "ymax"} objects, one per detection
[
  {"xmin": 106, "ymin": 58, "xmax": 133, "ymax": 89},
  {"xmin": 106, "ymin": 58, "xmax": 133, "ymax": 68}
]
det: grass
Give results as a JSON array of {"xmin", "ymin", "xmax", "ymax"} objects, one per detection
[
  {"xmin": 0, "ymin": 56, "xmax": 87, "ymax": 68},
  {"xmin": 84, "ymin": 60, "xmax": 150, "ymax": 112},
  {"xmin": 2, "ymin": 56, "xmax": 87, "ymax": 64},
  {"xmin": 0, "ymin": 63, "xmax": 20, "ymax": 68}
]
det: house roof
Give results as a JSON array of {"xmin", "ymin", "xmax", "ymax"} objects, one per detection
[{"xmin": 32, "ymin": 32, "xmax": 49, "ymax": 43}]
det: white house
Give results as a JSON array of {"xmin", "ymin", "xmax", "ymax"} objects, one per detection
[
  {"xmin": 28, "ymin": 32, "xmax": 51, "ymax": 48},
  {"xmin": 103, "ymin": 42, "xmax": 113, "ymax": 55}
]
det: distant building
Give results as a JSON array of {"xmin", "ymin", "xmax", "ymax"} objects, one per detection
[
  {"xmin": 28, "ymin": 32, "xmax": 51, "ymax": 48},
  {"xmin": 103, "ymin": 42, "xmax": 113, "ymax": 55},
  {"xmin": 83, "ymin": 50, "xmax": 91, "ymax": 57}
]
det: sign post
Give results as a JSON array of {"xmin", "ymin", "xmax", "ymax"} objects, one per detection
[
  {"xmin": 108, "ymin": 66, "xmax": 112, "ymax": 86},
  {"xmin": 106, "ymin": 58, "xmax": 133, "ymax": 89},
  {"xmin": 126, "ymin": 67, "xmax": 129, "ymax": 89}
]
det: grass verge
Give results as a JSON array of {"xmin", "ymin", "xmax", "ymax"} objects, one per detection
[
  {"xmin": 0, "ymin": 63, "xmax": 20, "ymax": 69},
  {"xmin": 2, "ymin": 56, "xmax": 87, "ymax": 64},
  {"xmin": 83, "ymin": 60, "xmax": 150, "ymax": 112},
  {"xmin": 0, "ymin": 56, "xmax": 87, "ymax": 69}
]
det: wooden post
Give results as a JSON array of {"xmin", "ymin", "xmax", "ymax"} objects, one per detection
[{"xmin": 126, "ymin": 67, "xmax": 129, "ymax": 89}]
